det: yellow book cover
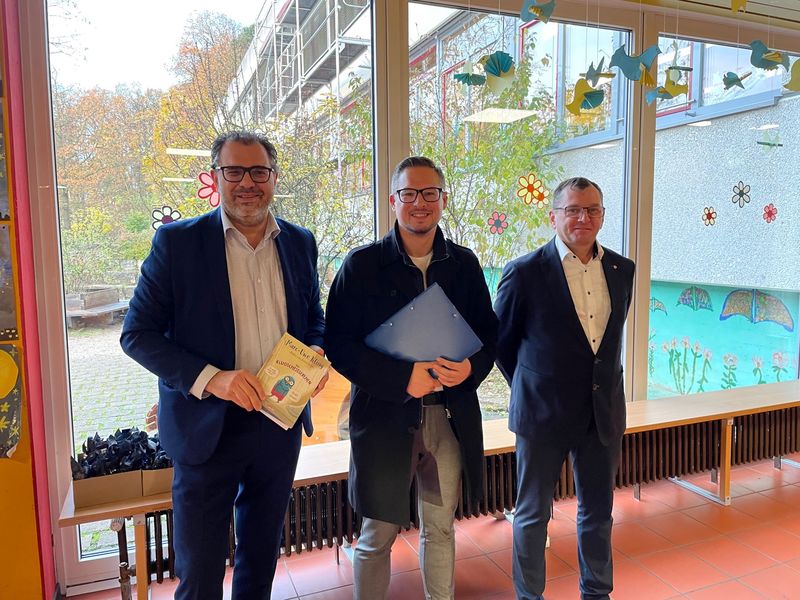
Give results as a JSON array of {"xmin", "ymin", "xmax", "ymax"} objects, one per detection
[{"xmin": 256, "ymin": 333, "xmax": 330, "ymax": 430}]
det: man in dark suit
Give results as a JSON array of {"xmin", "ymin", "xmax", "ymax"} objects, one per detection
[
  {"xmin": 121, "ymin": 131, "xmax": 327, "ymax": 600},
  {"xmin": 325, "ymin": 157, "xmax": 497, "ymax": 600},
  {"xmin": 494, "ymin": 177, "xmax": 634, "ymax": 600}
]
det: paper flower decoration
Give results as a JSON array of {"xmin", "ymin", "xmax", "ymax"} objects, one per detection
[
  {"xmin": 610, "ymin": 44, "xmax": 661, "ymax": 83},
  {"xmin": 749, "ymin": 40, "xmax": 790, "ymax": 71},
  {"xmin": 723, "ymin": 71, "xmax": 751, "ymax": 90},
  {"xmin": 198, "ymin": 171, "xmax": 220, "ymax": 207},
  {"xmin": 763, "ymin": 203, "xmax": 778, "ymax": 223},
  {"xmin": 480, "ymin": 51, "xmax": 516, "ymax": 95},
  {"xmin": 567, "ymin": 78, "xmax": 605, "ymax": 114},
  {"xmin": 152, "ymin": 206, "xmax": 181, "ymax": 230},
  {"xmin": 702, "ymin": 206, "xmax": 717, "ymax": 226},
  {"xmin": 517, "ymin": 174, "xmax": 549, "ymax": 208},
  {"xmin": 488, "ymin": 211, "xmax": 509, "ymax": 234},
  {"xmin": 520, "ymin": 0, "xmax": 556, "ymax": 24},
  {"xmin": 732, "ymin": 181, "xmax": 751, "ymax": 207},
  {"xmin": 453, "ymin": 60, "xmax": 486, "ymax": 86}
]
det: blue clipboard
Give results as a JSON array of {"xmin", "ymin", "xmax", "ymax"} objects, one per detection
[{"xmin": 364, "ymin": 283, "xmax": 483, "ymax": 362}]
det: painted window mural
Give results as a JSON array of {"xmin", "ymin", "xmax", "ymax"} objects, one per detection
[{"xmin": 648, "ymin": 38, "xmax": 799, "ymax": 398}]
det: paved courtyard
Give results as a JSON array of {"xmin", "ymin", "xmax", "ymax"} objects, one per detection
[{"xmin": 68, "ymin": 323, "xmax": 159, "ymax": 455}]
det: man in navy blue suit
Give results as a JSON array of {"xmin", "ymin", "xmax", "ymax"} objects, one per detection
[
  {"xmin": 121, "ymin": 131, "xmax": 327, "ymax": 600},
  {"xmin": 494, "ymin": 177, "xmax": 635, "ymax": 600}
]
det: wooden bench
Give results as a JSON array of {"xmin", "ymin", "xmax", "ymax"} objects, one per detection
[
  {"xmin": 625, "ymin": 380, "xmax": 800, "ymax": 505},
  {"xmin": 59, "ymin": 381, "xmax": 800, "ymax": 599},
  {"xmin": 66, "ymin": 300, "xmax": 129, "ymax": 327}
]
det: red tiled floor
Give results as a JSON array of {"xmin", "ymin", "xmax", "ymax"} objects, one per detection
[
  {"xmin": 731, "ymin": 523, "xmax": 800, "ymax": 562},
  {"xmin": 386, "ymin": 569, "xmax": 425, "ymax": 599},
  {"xmin": 686, "ymin": 536, "xmax": 777, "ymax": 577},
  {"xmin": 636, "ymin": 548, "xmax": 729, "ymax": 593},
  {"xmin": 739, "ymin": 563, "xmax": 800, "ymax": 599},
  {"xmin": 684, "ymin": 579, "xmax": 767, "ymax": 599},
  {"xmin": 611, "ymin": 522, "xmax": 674, "ymax": 558},
  {"xmin": 682, "ymin": 503, "xmax": 762, "ymax": 534},
  {"xmin": 285, "ymin": 548, "xmax": 353, "ymax": 597},
  {"xmin": 641, "ymin": 511, "xmax": 721, "ymax": 546},
  {"xmin": 608, "ymin": 559, "xmax": 681, "ymax": 600},
  {"xmin": 451, "ymin": 555, "xmax": 514, "ymax": 599},
  {"xmin": 72, "ymin": 458, "xmax": 800, "ymax": 600}
]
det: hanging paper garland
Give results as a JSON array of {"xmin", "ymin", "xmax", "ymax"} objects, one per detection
[
  {"xmin": 567, "ymin": 78, "xmax": 605, "ymax": 114},
  {"xmin": 610, "ymin": 44, "xmax": 661, "ymax": 85},
  {"xmin": 723, "ymin": 71, "xmax": 751, "ymax": 90},
  {"xmin": 731, "ymin": 181, "xmax": 751, "ymax": 208},
  {"xmin": 198, "ymin": 171, "xmax": 221, "ymax": 207},
  {"xmin": 488, "ymin": 211, "xmax": 509, "ymax": 234},
  {"xmin": 520, "ymin": 0, "xmax": 556, "ymax": 24},
  {"xmin": 702, "ymin": 207, "xmax": 717, "ymax": 226},
  {"xmin": 763, "ymin": 203, "xmax": 778, "ymax": 223},
  {"xmin": 152, "ymin": 206, "xmax": 182, "ymax": 230},
  {"xmin": 784, "ymin": 60, "xmax": 800, "ymax": 92},
  {"xmin": 749, "ymin": 41, "xmax": 790, "ymax": 71},
  {"xmin": 481, "ymin": 51, "xmax": 516, "ymax": 95},
  {"xmin": 517, "ymin": 174, "xmax": 549, "ymax": 208}
]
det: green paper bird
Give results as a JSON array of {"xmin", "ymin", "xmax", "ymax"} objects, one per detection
[{"xmin": 749, "ymin": 40, "xmax": 790, "ymax": 71}]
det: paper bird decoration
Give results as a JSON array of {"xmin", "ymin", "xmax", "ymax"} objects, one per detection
[
  {"xmin": 566, "ymin": 78, "xmax": 605, "ymax": 115},
  {"xmin": 520, "ymin": 0, "xmax": 556, "ymax": 24},
  {"xmin": 453, "ymin": 60, "xmax": 487, "ymax": 86},
  {"xmin": 784, "ymin": 59, "xmax": 800, "ymax": 92},
  {"xmin": 582, "ymin": 57, "xmax": 616, "ymax": 87},
  {"xmin": 645, "ymin": 78, "xmax": 689, "ymax": 104},
  {"xmin": 730, "ymin": 0, "xmax": 747, "ymax": 11},
  {"xmin": 756, "ymin": 131, "xmax": 783, "ymax": 148},
  {"xmin": 610, "ymin": 44, "xmax": 661, "ymax": 83},
  {"xmin": 723, "ymin": 71, "xmax": 751, "ymax": 90},
  {"xmin": 749, "ymin": 40, "xmax": 790, "ymax": 71},
  {"xmin": 480, "ymin": 51, "xmax": 516, "ymax": 95}
]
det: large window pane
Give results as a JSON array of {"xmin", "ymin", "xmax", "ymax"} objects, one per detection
[
  {"xmin": 408, "ymin": 3, "xmax": 631, "ymax": 418},
  {"xmin": 648, "ymin": 37, "xmax": 799, "ymax": 398},
  {"xmin": 48, "ymin": 0, "xmax": 374, "ymax": 561}
]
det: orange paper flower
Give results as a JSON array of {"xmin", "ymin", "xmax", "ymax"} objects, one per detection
[{"xmin": 517, "ymin": 174, "xmax": 549, "ymax": 208}]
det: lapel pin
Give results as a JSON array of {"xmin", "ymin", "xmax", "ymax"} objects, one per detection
[{"xmin": 613, "ymin": 264, "xmax": 618, "ymax": 270}]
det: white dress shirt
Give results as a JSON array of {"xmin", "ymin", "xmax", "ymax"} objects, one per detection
[
  {"xmin": 190, "ymin": 210, "xmax": 288, "ymax": 398},
  {"xmin": 554, "ymin": 235, "xmax": 611, "ymax": 354}
]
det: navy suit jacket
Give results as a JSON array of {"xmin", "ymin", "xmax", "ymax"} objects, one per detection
[
  {"xmin": 120, "ymin": 209, "xmax": 325, "ymax": 465},
  {"xmin": 494, "ymin": 237, "xmax": 635, "ymax": 446}
]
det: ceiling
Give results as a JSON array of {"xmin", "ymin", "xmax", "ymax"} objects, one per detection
[{"xmin": 628, "ymin": 0, "xmax": 800, "ymax": 27}]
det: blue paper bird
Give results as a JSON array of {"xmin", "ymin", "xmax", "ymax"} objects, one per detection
[
  {"xmin": 610, "ymin": 44, "xmax": 662, "ymax": 82},
  {"xmin": 583, "ymin": 57, "xmax": 615, "ymax": 87},
  {"xmin": 749, "ymin": 40, "xmax": 790, "ymax": 71},
  {"xmin": 520, "ymin": 0, "xmax": 556, "ymax": 24}
]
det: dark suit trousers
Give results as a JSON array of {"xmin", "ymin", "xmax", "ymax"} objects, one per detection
[
  {"xmin": 513, "ymin": 423, "xmax": 621, "ymax": 600},
  {"xmin": 172, "ymin": 406, "xmax": 302, "ymax": 600}
]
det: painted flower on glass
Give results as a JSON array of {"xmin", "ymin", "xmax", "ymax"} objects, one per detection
[
  {"xmin": 517, "ymin": 174, "xmax": 549, "ymax": 208},
  {"xmin": 731, "ymin": 181, "xmax": 751, "ymax": 208},
  {"xmin": 198, "ymin": 171, "xmax": 221, "ymax": 207},
  {"xmin": 488, "ymin": 211, "xmax": 509, "ymax": 234},
  {"xmin": 702, "ymin": 206, "xmax": 716, "ymax": 226},
  {"xmin": 763, "ymin": 203, "xmax": 778, "ymax": 223},
  {"xmin": 152, "ymin": 206, "xmax": 181, "ymax": 230}
]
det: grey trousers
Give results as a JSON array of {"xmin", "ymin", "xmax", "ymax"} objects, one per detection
[{"xmin": 353, "ymin": 405, "xmax": 462, "ymax": 600}]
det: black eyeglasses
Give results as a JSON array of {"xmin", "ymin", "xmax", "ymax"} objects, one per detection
[
  {"xmin": 214, "ymin": 165, "xmax": 275, "ymax": 183},
  {"xmin": 553, "ymin": 205, "xmax": 605, "ymax": 218},
  {"xmin": 395, "ymin": 187, "xmax": 444, "ymax": 203}
]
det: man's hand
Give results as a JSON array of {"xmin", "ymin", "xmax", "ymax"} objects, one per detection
[
  {"xmin": 310, "ymin": 345, "xmax": 329, "ymax": 397},
  {"xmin": 432, "ymin": 357, "xmax": 472, "ymax": 388},
  {"xmin": 206, "ymin": 370, "xmax": 265, "ymax": 411},
  {"xmin": 406, "ymin": 361, "xmax": 439, "ymax": 398}
]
